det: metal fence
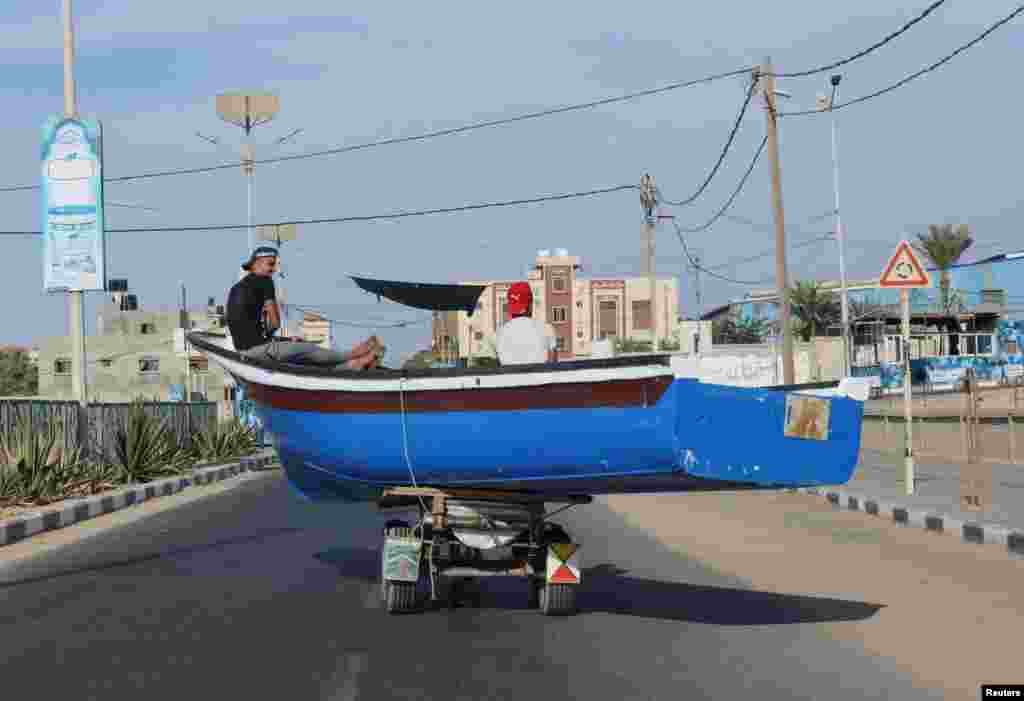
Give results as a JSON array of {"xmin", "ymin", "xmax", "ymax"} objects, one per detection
[
  {"xmin": 862, "ymin": 380, "xmax": 1024, "ymax": 465},
  {"xmin": 0, "ymin": 399, "xmax": 217, "ymax": 463}
]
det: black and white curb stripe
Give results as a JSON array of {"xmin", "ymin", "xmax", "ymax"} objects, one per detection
[
  {"xmin": 0, "ymin": 453, "xmax": 278, "ymax": 548},
  {"xmin": 793, "ymin": 486, "xmax": 1024, "ymax": 557}
]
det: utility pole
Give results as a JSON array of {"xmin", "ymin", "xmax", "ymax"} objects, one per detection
[
  {"xmin": 181, "ymin": 282, "xmax": 191, "ymax": 401},
  {"xmin": 761, "ymin": 59, "xmax": 795, "ymax": 385},
  {"xmin": 640, "ymin": 174, "xmax": 658, "ymax": 351},
  {"xmin": 62, "ymin": 0, "xmax": 88, "ymax": 407},
  {"xmin": 823, "ymin": 74, "xmax": 851, "ymax": 377}
]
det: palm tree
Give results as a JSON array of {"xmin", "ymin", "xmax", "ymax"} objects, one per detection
[
  {"xmin": 788, "ymin": 280, "xmax": 840, "ymax": 342},
  {"xmin": 913, "ymin": 224, "xmax": 973, "ymax": 314}
]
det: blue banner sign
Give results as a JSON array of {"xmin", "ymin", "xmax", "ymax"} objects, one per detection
[{"xmin": 41, "ymin": 116, "xmax": 106, "ymax": 291}]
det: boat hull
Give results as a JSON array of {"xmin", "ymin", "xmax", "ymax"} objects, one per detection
[
  {"xmin": 253, "ymin": 377, "xmax": 863, "ymax": 503},
  {"xmin": 186, "ymin": 331, "xmax": 864, "ymax": 503}
]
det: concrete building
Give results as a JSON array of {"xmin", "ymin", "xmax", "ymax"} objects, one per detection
[
  {"xmin": 35, "ymin": 282, "xmax": 233, "ymax": 407},
  {"xmin": 433, "ymin": 249, "xmax": 681, "ymax": 361},
  {"xmin": 300, "ymin": 312, "xmax": 332, "ymax": 349}
]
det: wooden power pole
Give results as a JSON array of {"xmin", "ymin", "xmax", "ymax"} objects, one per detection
[{"xmin": 761, "ymin": 59, "xmax": 795, "ymax": 385}]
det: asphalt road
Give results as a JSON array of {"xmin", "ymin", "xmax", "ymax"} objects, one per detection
[{"xmin": 0, "ymin": 472, "xmax": 941, "ymax": 700}]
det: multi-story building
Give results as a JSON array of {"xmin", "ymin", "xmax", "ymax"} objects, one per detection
[
  {"xmin": 300, "ymin": 312, "xmax": 332, "ymax": 349},
  {"xmin": 35, "ymin": 281, "xmax": 233, "ymax": 407},
  {"xmin": 433, "ymin": 249, "xmax": 680, "ymax": 361}
]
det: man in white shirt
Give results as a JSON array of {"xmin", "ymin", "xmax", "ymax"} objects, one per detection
[{"xmin": 495, "ymin": 281, "xmax": 558, "ymax": 364}]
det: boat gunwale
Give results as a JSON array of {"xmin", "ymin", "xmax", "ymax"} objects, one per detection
[{"xmin": 187, "ymin": 331, "xmax": 672, "ymax": 380}]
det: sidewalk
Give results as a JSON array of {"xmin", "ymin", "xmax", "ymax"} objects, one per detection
[{"xmin": 796, "ymin": 447, "xmax": 1024, "ymax": 556}]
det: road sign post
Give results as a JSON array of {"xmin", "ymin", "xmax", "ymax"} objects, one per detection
[{"xmin": 879, "ymin": 240, "xmax": 931, "ymax": 496}]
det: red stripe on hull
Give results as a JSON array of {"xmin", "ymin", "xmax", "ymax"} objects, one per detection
[{"xmin": 246, "ymin": 376, "xmax": 673, "ymax": 414}]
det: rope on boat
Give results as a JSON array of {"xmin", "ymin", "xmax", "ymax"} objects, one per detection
[{"xmin": 398, "ymin": 377, "xmax": 435, "ymax": 599}]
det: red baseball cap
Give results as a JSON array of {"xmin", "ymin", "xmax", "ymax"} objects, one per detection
[{"xmin": 507, "ymin": 282, "xmax": 533, "ymax": 317}]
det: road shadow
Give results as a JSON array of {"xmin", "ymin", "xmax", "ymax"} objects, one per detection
[
  {"xmin": 0, "ymin": 527, "xmax": 306, "ymax": 590},
  {"xmin": 314, "ymin": 548, "xmax": 883, "ymax": 625}
]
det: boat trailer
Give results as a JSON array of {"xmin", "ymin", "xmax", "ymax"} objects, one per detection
[{"xmin": 376, "ymin": 487, "xmax": 591, "ymax": 615}]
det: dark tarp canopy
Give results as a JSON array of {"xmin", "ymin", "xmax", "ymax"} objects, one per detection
[{"xmin": 350, "ymin": 276, "xmax": 487, "ymax": 316}]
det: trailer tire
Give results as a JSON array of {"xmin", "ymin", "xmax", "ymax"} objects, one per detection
[
  {"xmin": 539, "ymin": 583, "xmax": 576, "ymax": 616},
  {"xmin": 384, "ymin": 580, "xmax": 418, "ymax": 614},
  {"xmin": 381, "ymin": 525, "xmax": 417, "ymax": 608}
]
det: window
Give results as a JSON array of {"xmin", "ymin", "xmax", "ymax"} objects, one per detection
[
  {"xmin": 576, "ymin": 301, "xmax": 583, "ymax": 309},
  {"xmin": 1008, "ymin": 340, "xmax": 1019, "ymax": 355},
  {"xmin": 189, "ymin": 356, "xmax": 209, "ymax": 373},
  {"xmin": 551, "ymin": 274, "xmax": 568, "ymax": 292},
  {"xmin": 139, "ymin": 322, "xmax": 156, "ymax": 335},
  {"xmin": 474, "ymin": 331, "xmax": 483, "ymax": 341},
  {"xmin": 555, "ymin": 336, "xmax": 567, "ymax": 351},
  {"xmin": 99, "ymin": 359, "xmax": 114, "ymax": 368},
  {"xmin": 138, "ymin": 358, "xmax": 160, "ymax": 374},
  {"xmin": 500, "ymin": 299, "xmax": 509, "ymax": 323},
  {"xmin": 599, "ymin": 300, "xmax": 618, "ymax": 339},
  {"xmin": 54, "ymin": 358, "xmax": 71, "ymax": 375},
  {"xmin": 576, "ymin": 330, "xmax": 584, "ymax": 338},
  {"xmin": 632, "ymin": 300, "xmax": 652, "ymax": 330},
  {"xmin": 551, "ymin": 306, "xmax": 568, "ymax": 323}
]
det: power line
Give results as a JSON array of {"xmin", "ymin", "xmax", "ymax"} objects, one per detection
[
  {"xmin": 669, "ymin": 217, "xmax": 770, "ymax": 285},
  {"xmin": 725, "ymin": 209, "xmax": 835, "ymax": 237},
  {"xmin": 0, "ymin": 183, "xmax": 637, "ymax": 236},
  {"xmin": 0, "ymin": 66, "xmax": 753, "ymax": 195},
  {"xmin": 705, "ymin": 234, "xmax": 836, "ymax": 270},
  {"xmin": 770, "ymin": 1, "xmax": 949, "ymax": 78},
  {"xmin": 283, "ymin": 303, "xmax": 433, "ymax": 329},
  {"xmin": 657, "ymin": 74, "xmax": 760, "ymax": 207},
  {"xmin": 780, "ymin": 4, "xmax": 1024, "ymax": 116},
  {"xmin": 667, "ymin": 134, "xmax": 767, "ymax": 233}
]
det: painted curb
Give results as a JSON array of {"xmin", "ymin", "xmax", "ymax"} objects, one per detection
[
  {"xmin": 791, "ymin": 486, "xmax": 1024, "ymax": 558},
  {"xmin": 0, "ymin": 452, "xmax": 278, "ymax": 548}
]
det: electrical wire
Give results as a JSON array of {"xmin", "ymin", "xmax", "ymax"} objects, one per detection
[
  {"xmin": 284, "ymin": 303, "xmax": 433, "ymax": 329},
  {"xmin": 667, "ymin": 135, "xmax": 767, "ymax": 233},
  {"xmin": 705, "ymin": 234, "xmax": 836, "ymax": 270},
  {"xmin": 670, "ymin": 217, "xmax": 771, "ymax": 285},
  {"xmin": 657, "ymin": 75, "xmax": 760, "ymax": 207},
  {"xmin": 0, "ymin": 183, "xmax": 637, "ymax": 236},
  {"xmin": 0, "ymin": 66, "xmax": 753, "ymax": 195},
  {"xmin": 780, "ymin": 4, "xmax": 1024, "ymax": 116},
  {"xmin": 770, "ymin": 1, "xmax": 949, "ymax": 78}
]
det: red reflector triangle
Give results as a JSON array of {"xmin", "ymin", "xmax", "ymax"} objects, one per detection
[{"xmin": 550, "ymin": 563, "xmax": 578, "ymax": 584}]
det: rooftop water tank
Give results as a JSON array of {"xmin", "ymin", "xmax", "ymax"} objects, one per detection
[
  {"xmin": 537, "ymin": 249, "xmax": 551, "ymax": 258},
  {"xmin": 555, "ymin": 248, "xmax": 569, "ymax": 257}
]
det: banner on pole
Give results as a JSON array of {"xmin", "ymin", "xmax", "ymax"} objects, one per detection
[{"xmin": 41, "ymin": 116, "xmax": 106, "ymax": 292}]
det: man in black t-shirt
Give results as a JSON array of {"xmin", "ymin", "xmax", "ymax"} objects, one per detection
[{"xmin": 226, "ymin": 246, "xmax": 383, "ymax": 369}]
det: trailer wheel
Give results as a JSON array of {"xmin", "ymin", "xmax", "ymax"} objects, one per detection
[
  {"xmin": 381, "ymin": 525, "xmax": 417, "ymax": 610},
  {"xmin": 528, "ymin": 579, "xmax": 542, "ymax": 609},
  {"xmin": 539, "ymin": 583, "xmax": 576, "ymax": 616}
]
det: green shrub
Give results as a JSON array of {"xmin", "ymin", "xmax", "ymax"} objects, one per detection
[
  {"xmin": 111, "ymin": 401, "xmax": 194, "ymax": 483},
  {"xmin": 191, "ymin": 418, "xmax": 258, "ymax": 464},
  {"xmin": 0, "ymin": 417, "xmax": 90, "ymax": 507}
]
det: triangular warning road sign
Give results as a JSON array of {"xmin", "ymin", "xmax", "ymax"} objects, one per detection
[
  {"xmin": 550, "ymin": 563, "xmax": 579, "ymax": 584},
  {"xmin": 879, "ymin": 240, "xmax": 931, "ymax": 288}
]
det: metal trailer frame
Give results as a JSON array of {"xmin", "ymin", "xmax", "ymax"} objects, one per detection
[{"xmin": 377, "ymin": 487, "xmax": 591, "ymax": 616}]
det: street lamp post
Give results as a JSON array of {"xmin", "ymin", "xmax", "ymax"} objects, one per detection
[
  {"xmin": 817, "ymin": 75, "xmax": 851, "ymax": 376},
  {"xmin": 213, "ymin": 92, "xmax": 281, "ymax": 254}
]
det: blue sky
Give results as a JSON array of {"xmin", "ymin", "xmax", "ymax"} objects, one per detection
[{"xmin": 1, "ymin": 1, "xmax": 1021, "ymax": 362}]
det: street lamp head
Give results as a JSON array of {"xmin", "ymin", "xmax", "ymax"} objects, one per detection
[{"xmin": 830, "ymin": 74, "xmax": 842, "ymax": 87}]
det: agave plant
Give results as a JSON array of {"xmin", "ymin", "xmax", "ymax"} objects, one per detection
[
  {"xmin": 0, "ymin": 416, "xmax": 87, "ymax": 507},
  {"xmin": 191, "ymin": 419, "xmax": 258, "ymax": 464},
  {"xmin": 111, "ymin": 401, "xmax": 194, "ymax": 483}
]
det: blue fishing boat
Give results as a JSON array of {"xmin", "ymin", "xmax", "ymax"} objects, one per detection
[
  {"xmin": 188, "ymin": 275, "xmax": 869, "ymax": 615},
  {"xmin": 191, "ymin": 331, "xmax": 866, "ymax": 502}
]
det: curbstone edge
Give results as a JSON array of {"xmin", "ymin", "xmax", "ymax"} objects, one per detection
[{"xmin": 1, "ymin": 451, "xmax": 278, "ymax": 550}]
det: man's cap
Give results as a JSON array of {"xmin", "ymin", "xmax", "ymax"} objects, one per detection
[
  {"xmin": 507, "ymin": 281, "xmax": 533, "ymax": 317},
  {"xmin": 242, "ymin": 245, "xmax": 279, "ymax": 271}
]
